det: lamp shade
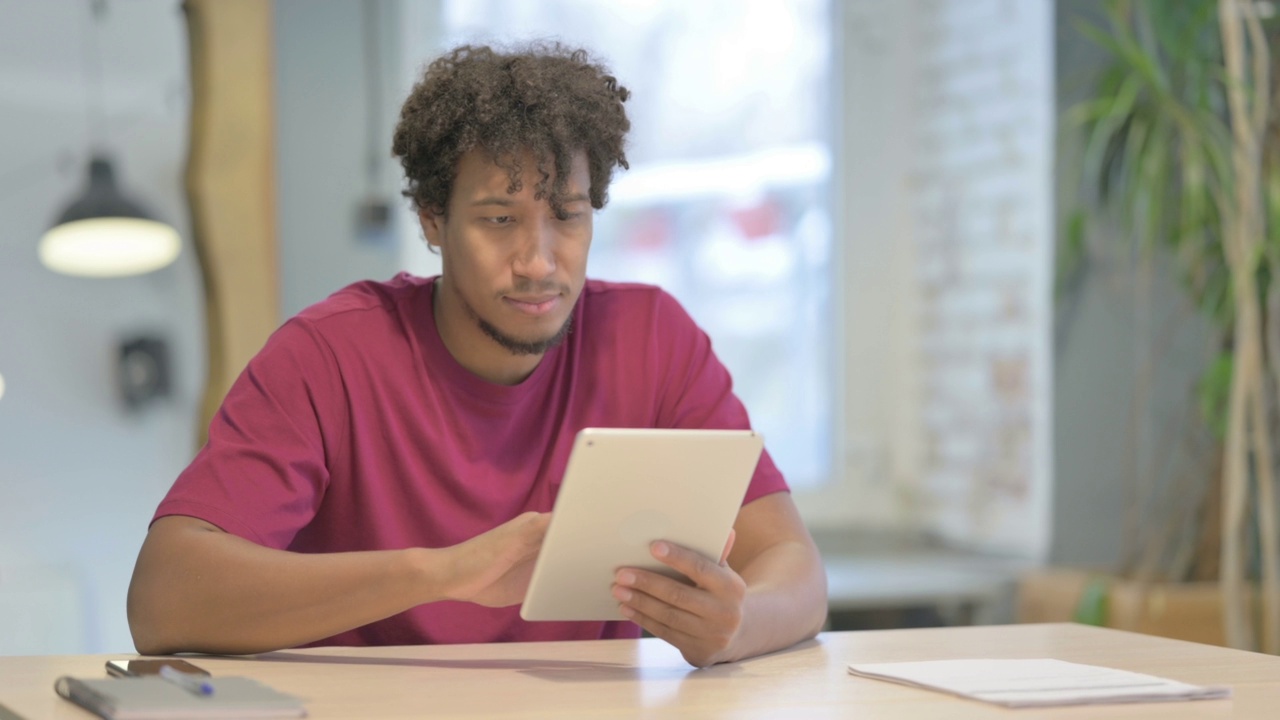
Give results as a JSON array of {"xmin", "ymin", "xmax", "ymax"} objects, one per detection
[{"xmin": 39, "ymin": 157, "xmax": 181, "ymax": 277}]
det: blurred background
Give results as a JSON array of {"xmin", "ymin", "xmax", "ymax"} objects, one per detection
[{"xmin": 0, "ymin": 0, "xmax": 1259, "ymax": 656}]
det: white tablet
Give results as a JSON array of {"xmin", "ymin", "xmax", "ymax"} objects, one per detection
[{"xmin": 520, "ymin": 427, "xmax": 764, "ymax": 622}]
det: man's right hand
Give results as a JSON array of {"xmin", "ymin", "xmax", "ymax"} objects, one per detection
[{"xmin": 439, "ymin": 511, "xmax": 550, "ymax": 607}]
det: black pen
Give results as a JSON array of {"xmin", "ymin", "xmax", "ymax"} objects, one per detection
[{"xmin": 158, "ymin": 665, "xmax": 215, "ymax": 696}]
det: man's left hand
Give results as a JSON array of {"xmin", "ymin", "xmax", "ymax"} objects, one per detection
[{"xmin": 611, "ymin": 532, "xmax": 744, "ymax": 668}]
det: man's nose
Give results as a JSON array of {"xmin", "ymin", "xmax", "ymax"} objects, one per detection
[{"xmin": 512, "ymin": 219, "xmax": 556, "ymax": 279}]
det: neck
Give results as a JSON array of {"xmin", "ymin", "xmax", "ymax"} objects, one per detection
[{"xmin": 432, "ymin": 279, "xmax": 543, "ymax": 385}]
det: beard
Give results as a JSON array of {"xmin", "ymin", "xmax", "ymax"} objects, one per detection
[{"xmin": 477, "ymin": 312, "xmax": 575, "ymax": 356}]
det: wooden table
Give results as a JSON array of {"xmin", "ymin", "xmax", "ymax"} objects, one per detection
[{"xmin": 3, "ymin": 623, "xmax": 1279, "ymax": 718}]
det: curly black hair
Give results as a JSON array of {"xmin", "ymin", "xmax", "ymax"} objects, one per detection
[{"xmin": 392, "ymin": 42, "xmax": 631, "ymax": 219}]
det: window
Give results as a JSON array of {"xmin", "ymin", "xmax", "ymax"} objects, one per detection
[{"xmin": 409, "ymin": 0, "xmax": 839, "ymax": 490}]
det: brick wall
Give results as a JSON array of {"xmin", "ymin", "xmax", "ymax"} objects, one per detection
[
  {"xmin": 908, "ymin": 0, "xmax": 1052, "ymax": 553},
  {"xmin": 838, "ymin": 0, "xmax": 1051, "ymax": 555}
]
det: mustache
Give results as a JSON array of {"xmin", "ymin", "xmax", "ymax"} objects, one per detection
[{"xmin": 499, "ymin": 280, "xmax": 570, "ymax": 297}]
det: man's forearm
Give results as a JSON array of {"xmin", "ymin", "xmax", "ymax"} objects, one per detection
[
  {"xmin": 731, "ymin": 539, "xmax": 828, "ymax": 662},
  {"xmin": 127, "ymin": 517, "xmax": 447, "ymax": 655}
]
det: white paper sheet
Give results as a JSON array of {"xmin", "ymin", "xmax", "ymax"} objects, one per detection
[{"xmin": 846, "ymin": 658, "xmax": 1231, "ymax": 708}]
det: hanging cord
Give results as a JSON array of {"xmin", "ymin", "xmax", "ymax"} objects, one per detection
[
  {"xmin": 83, "ymin": 0, "xmax": 109, "ymax": 155},
  {"xmin": 0, "ymin": 0, "xmax": 108, "ymax": 207},
  {"xmin": 362, "ymin": 0, "xmax": 383, "ymax": 193},
  {"xmin": 0, "ymin": 0, "xmax": 185, "ymax": 209}
]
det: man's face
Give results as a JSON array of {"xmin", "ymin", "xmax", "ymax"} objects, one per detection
[{"xmin": 422, "ymin": 148, "xmax": 593, "ymax": 358}]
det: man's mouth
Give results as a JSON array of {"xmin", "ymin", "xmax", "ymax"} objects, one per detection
[{"xmin": 504, "ymin": 295, "xmax": 561, "ymax": 316}]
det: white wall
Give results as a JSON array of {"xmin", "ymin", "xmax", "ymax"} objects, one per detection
[
  {"xmin": 274, "ymin": 0, "xmax": 411, "ymax": 317},
  {"xmin": 0, "ymin": 0, "xmax": 414, "ymax": 655},
  {"xmin": 0, "ymin": 0, "xmax": 201, "ymax": 654}
]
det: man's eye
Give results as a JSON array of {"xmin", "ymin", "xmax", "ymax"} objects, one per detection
[{"xmin": 486, "ymin": 216, "xmax": 514, "ymax": 225}]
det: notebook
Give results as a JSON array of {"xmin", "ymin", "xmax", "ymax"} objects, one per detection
[
  {"xmin": 846, "ymin": 658, "xmax": 1230, "ymax": 708},
  {"xmin": 54, "ymin": 675, "xmax": 306, "ymax": 719}
]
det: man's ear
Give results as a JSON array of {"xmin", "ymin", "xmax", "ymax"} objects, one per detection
[{"xmin": 419, "ymin": 208, "xmax": 445, "ymax": 249}]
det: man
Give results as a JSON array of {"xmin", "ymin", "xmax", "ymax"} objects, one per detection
[{"xmin": 127, "ymin": 43, "xmax": 827, "ymax": 668}]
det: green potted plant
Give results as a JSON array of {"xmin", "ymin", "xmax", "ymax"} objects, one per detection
[{"xmin": 1062, "ymin": 0, "xmax": 1280, "ymax": 652}]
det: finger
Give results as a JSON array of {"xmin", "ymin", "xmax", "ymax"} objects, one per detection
[
  {"xmin": 614, "ymin": 570, "xmax": 745, "ymax": 650},
  {"xmin": 500, "ymin": 515, "xmax": 549, "ymax": 561},
  {"xmin": 518, "ymin": 511, "xmax": 552, "ymax": 534},
  {"xmin": 612, "ymin": 581, "xmax": 710, "ymax": 636},
  {"xmin": 615, "ymin": 567, "xmax": 725, "ymax": 617},
  {"xmin": 719, "ymin": 529, "xmax": 736, "ymax": 566},
  {"xmin": 650, "ymin": 541, "xmax": 729, "ymax": 589},
  {"xmin": 618, "ymin": 604, "xmax": 719, "ymax": 668}
]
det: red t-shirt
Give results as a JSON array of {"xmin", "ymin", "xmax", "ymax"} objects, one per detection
[{"xmin": 154, "ymin": 274, "xmax": 788, "ymax": 646}]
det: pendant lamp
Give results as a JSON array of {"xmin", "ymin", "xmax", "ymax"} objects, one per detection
[
  {"xmin": 39, "ymin": 156, "xmax": 181, "ymax": 277},
  {"xmin": 40, "ymin": 0, "xmax": 182, "ymax": 279}
]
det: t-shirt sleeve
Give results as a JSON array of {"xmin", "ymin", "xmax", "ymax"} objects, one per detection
[
  {"xmin": 152, "ymin": 319, "xmax": 345, "ymax": 549},
  {"xmin": 650, "ymin": 290, "xmax": 789, "ymax": 504}
]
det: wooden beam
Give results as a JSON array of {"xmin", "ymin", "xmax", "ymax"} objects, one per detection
[{"xmin": 183, "ymin": 0, "xmax": 278, "ymax": 445}]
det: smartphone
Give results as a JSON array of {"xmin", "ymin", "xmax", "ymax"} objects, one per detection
[{"xmin": 105, "ymin": 659, "xmax": 211, "ymax": 678}]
